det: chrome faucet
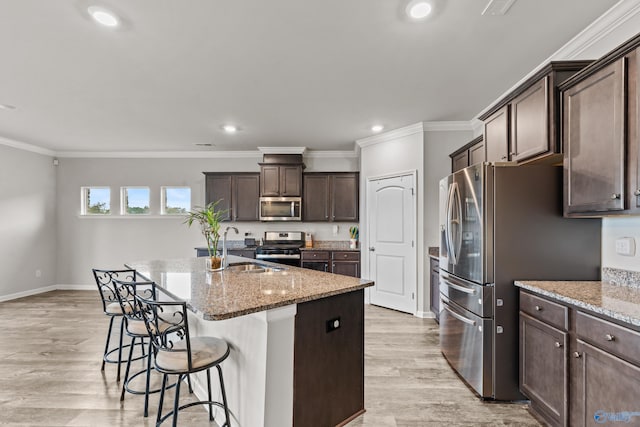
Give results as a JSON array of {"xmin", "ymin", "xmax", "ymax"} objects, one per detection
[{"xmin": 222, "ymin": 226, "xmax": 239, "ymax": 269}]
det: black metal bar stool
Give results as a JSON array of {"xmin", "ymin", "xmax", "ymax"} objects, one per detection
[
  {"xmin": 113, "ymin": 279, "xmax": 174, "ymax": 418},
  {"xmin": 92, "ymin": 268, "xmax": 142, "ymax": 381},
  {"xmin": 135, "ymin": 294, "xmax": 231, "ymax": 427}
]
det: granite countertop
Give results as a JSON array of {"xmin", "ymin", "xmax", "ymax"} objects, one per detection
[
  {"xmin": 514, "ymin": 280, "xmax": 640, "ymax": 328},
  {"xmin": 126, "ymin": 256, "xmax": 373, "ymax": 321},
  {"xmin": 300, "ymin": 240, "xmax": 360, "ymax": 252}
]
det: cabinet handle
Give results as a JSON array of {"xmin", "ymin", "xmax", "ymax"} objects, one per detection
[
  {"xmin": 343, "ymin": 254, "xmax": 348, "ymax": 258},
  {"xmin": 510, "ymin": 152, "xmax": 517, "ymax": 156},
  {"xmin": 573, "ymin": 352, "xmax": 581, "ymax": 358},
  {"xmin": 634, "ymin": 189, "xmax": 640, "ymax": 197},
  {"xmin": 501, "ymin": 156, "xmax": 507, "ymax": 160},
  {"xmin": 605, "ymin": 334, "xmax": 615, "ymax": 342},
  {"xmin": 534, "ymin": 305, "xmax": 542, "ymax": 311},
  {"xmin": 611, "ymin": 193, "xmax": 621, "ymax": 200},
  {"xmin": 554, "ymin": 342, "xmax": 562, "ymax": 348},
  {"xmin": 332, "ymin": 263, "xmax": 336, "ymax": 269}
]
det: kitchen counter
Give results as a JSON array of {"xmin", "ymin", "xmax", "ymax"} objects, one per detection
[
  {"xmin": 299, "ymin": 240, "xmax": 359, "ymax": 251},
  {"xmin": 514, "ymin": 278, "xmax": 640, "ymax": 328},
  {"xmin": 127, "ymin": 256, "xmax": 372, "ymax": 320}
]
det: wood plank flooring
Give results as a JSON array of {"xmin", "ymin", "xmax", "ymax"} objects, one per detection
[{"xmin": 0, "ymin": 291, "xmax": 541, "ymax": 426}]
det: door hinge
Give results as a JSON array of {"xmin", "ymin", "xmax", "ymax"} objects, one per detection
[
  {"xmin": 411, "ymin": 188, "xmax": 415, "ymax": 196},
  {"xmin": 412, "ymin": 240, "xmax": 414, "ymax": 247},
  {"xmin": 411, "ymin": 292, "xmax": 415, "ymax": 300}
]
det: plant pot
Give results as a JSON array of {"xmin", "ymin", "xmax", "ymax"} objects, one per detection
[
  {"xmin": 349, "ymin": 239, "xmax": 358, "ymax": 249},
  {"xmin": 209, "ymin": 256, "xmax": 223, "ymax": 271}
]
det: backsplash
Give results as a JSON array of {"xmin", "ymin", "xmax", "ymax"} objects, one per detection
[{"xmin": 602, "ymin": 267, "xmax": 640, "ymax": 290}]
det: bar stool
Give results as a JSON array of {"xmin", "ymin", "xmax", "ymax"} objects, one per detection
[
  {"xmin": 92, "ymin": 268, "xmax": 139, "ymax": 381},
  {"xmin": 113, "ymin": 279, "xmax": 168, "ymax": 418},
  {"xmin": 135, "ymin": 294, "xmax": 232, "ymax": 427}
]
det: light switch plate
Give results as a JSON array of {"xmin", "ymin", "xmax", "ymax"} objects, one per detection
[{"xmin": 615, "ymin": 237, "xmax": 636, "ymax": 256}]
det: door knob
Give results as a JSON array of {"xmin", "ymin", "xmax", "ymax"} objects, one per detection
[
  {"xmin": 369, "ymin": 247, "xmax": 375, "ymax": 252},
  {"xmin": 611, "ymin": 193, "xmax": 621, "ymax": 200},
  {"xmin": 634, "ymin": 189, "xmax": 640, "ymax": 196}
]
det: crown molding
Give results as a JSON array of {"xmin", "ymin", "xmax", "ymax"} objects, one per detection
[
  {"xmin": 0, "ymin": 136, "xmax": 55, "ymax": 156},
  {"xmin": 422, "ymin": 121, "xmax": 474, "ymax": 132},
  {"xmin": 257, "ymin": 146, "xmax": 307, "ymax": 155},
  {"xmin": 305, "ymin": 150, "xmax": 359, "ymax": 158},
  {"xmin": 474, "ymin": 0, "xmax": 640, "ymax": 120},
  {"xmin": 56, "ymin": 150, "xmax": 263, "ymax": 159},
  {"xmin": 356, "ymin": 122, "xmax": 425, "ymax": 148}
]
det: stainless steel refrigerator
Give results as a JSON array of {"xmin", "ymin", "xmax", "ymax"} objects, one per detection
[{"xmin": 438, "ymin": 163, "xmax": 601, "ymax": 401}]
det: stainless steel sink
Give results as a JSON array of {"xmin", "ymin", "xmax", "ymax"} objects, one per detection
[{"xmin": 226, "ymin": 262, "xmax": 286, "ymax": 274}]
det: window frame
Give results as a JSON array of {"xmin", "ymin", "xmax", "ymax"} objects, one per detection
[
  {"xmin": 120, "ymin": 186, "xmax": 151, "ymax": 216},
  {"xmin": 81, "ymin": 186, "xmax": 111, "ymax": 215},
  {"xmin": 161, "ymin": 186, "xmax": 192, "ymax": 215}
]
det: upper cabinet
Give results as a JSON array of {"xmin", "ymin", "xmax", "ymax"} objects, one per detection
[
  {"xmin": 479, "ymin": 61, "xmax": 592, "ymax": 165},
  {"xmin": 204, "ymin": 172, "xmax": 260, "ymax": 221},
  {"xmin": 450, "ymin": 136, "xmax": 485, "ymax": 172},
  {"xmin": 560, "ymin": 34, "xmax": 640, "ymax": 217},
  {"xmin": 303, "ymin": 173, "xmax": 359, "ymax": 222},
  {"xmin": 259, "ymin": 154, "xmax": 303, "ymax": 197}
]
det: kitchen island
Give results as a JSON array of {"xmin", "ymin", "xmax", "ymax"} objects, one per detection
[{"xmin": 126, "ymin": 256, "xmax": 373, "ymax": 427}]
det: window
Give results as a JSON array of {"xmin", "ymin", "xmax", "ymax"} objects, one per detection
[
  {"xmin": 121, "ymin": 187, "xmax": 150, "ymax": 215},
  {"xmin": 81, "ymin": 187, "xmax": 111, "ymax": 215},
  {"xmin": 162, "ymin": 187, "xmax": 191, "ymax": 215}
]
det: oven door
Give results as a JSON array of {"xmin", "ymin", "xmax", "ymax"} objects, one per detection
[
  {"xmin": 440, "ymin": 294, "xmax": 493, "ymax": 398},
  {"xmin": 259, "ymin": 197, "xmax": 302, "ymax": 221},
  {"xmin": 255, "ymin": 254, "xmax": 301, "ymax": 267}
]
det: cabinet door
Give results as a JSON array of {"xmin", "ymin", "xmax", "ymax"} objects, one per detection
[
  {"xmin": 451, "ymin": 151, "xmax": 469, "ymax": 172},
  {"xmin": 233, "ymin": 174, "xmax": 260, "ymax": 221},
  {"xmin": 574, "ymin": 340, "xmax": 640, "ymax": 427},
  {"xmin": 331, "ymin": 173, "xmax": 359, "ymax": 221},
  {"xmin": 280, "ymin": 165, "xmax": 302, "ymax": 196},
  {"xmin": 260, "ymin": 165, "xmax": 281, "ymax": 196},
  {"xmin": 511, "ymin": 77, "xmax": 550, "ymax": 162},
  {"xmin": 468, "ymin": 141, "xmax": 485, "ymax": 166},
  {"xmin": 564, "ymin": 58, "xmax": 626, "ymax": 214},
  {"xmin": 205, "ymin": 174, "xmax": 232, "ymax": 221},
  {"xmin": 520, "ymin": 313, "xmax": 568, "ymax": 426},
  {"xmin": 303, "ymin": 174, "xmax": 330, "ymax": 221},
  {"xmin": 331, "ymin": 261, "xmax": 359, "ymax": 277},
  {"xmin": 484, "ymin": 105, "xmax": 510, "ymax": 162},
  {"xmin": 430, "ymin": 266, "xmax": 440, "ymax": 323},
  {"xmin": 301, "ymin": 261, "xmax": 329, "ymax": 272}
]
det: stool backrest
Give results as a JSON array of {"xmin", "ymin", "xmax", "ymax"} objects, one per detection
[
  {"xmin": 92, "ymin": 269, "xmax": 137, "ymax": 313},
  {"xmin": 112, "ymin": 279, "xmax": 156, "ymax": 325},
  {"xmin": 135, "ymin": 295, "xmax": 194, "ymax": 370}
]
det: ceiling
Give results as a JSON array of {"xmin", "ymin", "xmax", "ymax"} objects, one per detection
[{"xmin": 0, "ymin": 0, "xmax": 619, "ymax": 153}]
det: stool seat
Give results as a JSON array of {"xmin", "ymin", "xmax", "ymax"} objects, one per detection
[{"xmin": 156, "ymin": 337, "xmax": 229, "ymax": 373}]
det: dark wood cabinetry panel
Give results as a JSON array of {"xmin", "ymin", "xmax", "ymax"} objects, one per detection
[
  {"xmin": 293, "ymin": 290, "xmax": 364, "ymax": 427},
  {"xmin": 574, "ymin": 340, "xmax": 640, "ymax": 426},
  {"xmin": 429, "ymin": 257, "xmax": 439, "ymax": 322},
  {"xmin": 303, "ymin": 173, "xmax": 359, "ymax": 222},
  {"xmin": 469, "ymin": 141, "xmax": 485, "ymax": 166},
  {"xmin": 451, "ymin": 151, "xmax": 469, "ymax": 173},
  {"xmin": 301, "ymin": 250, "xmax": 360, "ymax": 277},
  {"xmin": 303, "ymin": 174, "xmax": 330, "ymax": 221},
  {"xmin": 280, "ymin": 165, "xmax": 302, "ymax": 196},
  {"xmin": 484, "ymin": 105, "xmax": 510, "ymax": 162},
  {"xmin": 260, "ymin": 164, "xmax": 302, "ymax": 197},
  {"xmin": 260, "ymin": 165, "xmax": 281, "ymax": 197},
  {"xmin": 563, "ymin": 58, "xmax": 626, "ymax": 215},
  {"xmin": 204, "ymin": 173, "xmax": 260, "ymax": 221},
  {"xmin": 450, "ymin": 136, "xmax": 484, "ymax": 172},
  {"xmin": 520, "ymin": 312, "xmax": 568, "ymax": 426},
  {"xmin": 510, "ymin": 77, "xmax": 550, "ymax": 162}
]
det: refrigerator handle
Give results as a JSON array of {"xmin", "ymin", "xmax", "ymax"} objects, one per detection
[
  {"xmin": 446, "ymin": 182, "xmax": 461, "ymax": 265},
  {"xmin": 442, "ymin": 303, "xmax": 476, "ymax": 326},
  {"xmin": 444, "ymin": 183, "xmax": 454, "ymax": 264}
]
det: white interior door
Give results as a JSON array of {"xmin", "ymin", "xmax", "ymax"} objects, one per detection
[{"xmin": 367, "ymin": 174, "xmax": 416, "ymax": 314}]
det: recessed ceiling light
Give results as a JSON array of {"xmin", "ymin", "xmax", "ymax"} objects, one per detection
[
  {"xmin": 88, "ymin": 6, "xmax": 120, "ymax": 27},
  {"xmin": 0, "ymin": 104, "xmax": 16, "ymax": 110},
  {"xmin": 371, "ymin": 125, "xmax": 384, "ymax": 133},
  {"xmin": 222, "ymin": 125, "xmax": 238, "ymax": 134},
  {"xmin": 407, "ymin": 1, "xmax": 432, "ymax": 19}
]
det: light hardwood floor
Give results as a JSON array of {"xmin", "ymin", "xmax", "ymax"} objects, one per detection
[{"xmin": 0, "ymin": 291, "xmax": 540, "ymax": 426}]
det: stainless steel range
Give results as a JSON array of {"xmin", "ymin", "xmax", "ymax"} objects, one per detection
[{"xmin": 255, "ymin": 231, "xmax": 304, "ymax": 266}]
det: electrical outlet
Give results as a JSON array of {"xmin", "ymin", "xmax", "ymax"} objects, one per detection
[
  {"xmin": 615, "ymin": 237, "xmax": 636, "ymax": 256},
  {"xmin": 35, "ymin": 269, "xmax": 42, "ymax": 278}
]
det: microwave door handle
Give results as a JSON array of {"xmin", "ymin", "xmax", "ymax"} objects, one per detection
[{"xmin": 291, "ymin": 202, "xmax": 295, "ymax": 217}]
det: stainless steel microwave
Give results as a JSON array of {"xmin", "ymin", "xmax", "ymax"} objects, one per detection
[{"xmin": 259, "ymin": 197, "xmax": 302, "ymax": 221}]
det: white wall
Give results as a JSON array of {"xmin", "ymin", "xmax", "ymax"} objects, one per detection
[
  {"xmin": 0, "ymin": 144, "xmax": 57, "ymax": 299},
  {"xmin": 56, "ymin": 154, "xmax": 359, "ymax": 285}
]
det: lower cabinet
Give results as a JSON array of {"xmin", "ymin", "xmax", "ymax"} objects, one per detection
[
  {"xmin": 195, "ymin": 248, "xmax": 255, "ymax": 259},
  {"xmin": 519, "ymin": 290, "xmax": 640, "ymax": 427},
  {"xmin": 429, "ymin": 257, "xmax": 440, "ymax": 322},
  {"xmin": 301, "ymin": 250, "xmax": 360, "ymax": 277}
]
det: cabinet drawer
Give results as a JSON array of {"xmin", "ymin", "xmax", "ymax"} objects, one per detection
[
  {"xmin": 332, "ymin": 251, "xmax": 359, "ymax": 261},
  {"xmin": 301, "ymin": 251, "xmax": 330, "ymax": 261},
  {"xmin": 575, "ymin": 311, "xmax": 640, "ymax": 366},
  {"xmin": 520, "ymin": 292, "xmax": 568, "ymax": 331}
]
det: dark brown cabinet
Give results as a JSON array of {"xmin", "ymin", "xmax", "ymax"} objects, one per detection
[
  {"xmin": 301, "ymin": 250, "xmax": 360, "ymax": 278},
  {"xmin": 479, "ymin": 61, "xmax": 591, "ymax": 165},
  {"xmin": 429, "ymin": 257, "xmax": 439, "ymax": 322},
  {"xmin": 260, "ymin": 164, "xmax": 302, "ymax": 197},
  {"xmin": 204, "ymin": 173, "xmax": 260, "ymax": 221},
  {"xmin": 450, "ymin": 136, "xmax": 485, "ymax": 172},
  {"xmin": 561, "ymin": 38, "xmax": 640, "ymax": 216},
  {"xmin": 195, "ymin": 247, "xmax": 256, "ymax": 259},
  {"xmin": 303, "ymin": 173, "xmax": 359, "ymax": 222},
  {"xmin": 484, "ymin": 105, "xmax": 510, "ymax": 163}
]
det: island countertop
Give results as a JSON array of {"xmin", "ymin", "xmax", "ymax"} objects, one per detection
[{"xmin": 126, "ymin": 256, "xmax": 373, "ymax": 321}]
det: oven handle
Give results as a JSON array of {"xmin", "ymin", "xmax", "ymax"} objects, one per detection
[
  {"xmin": 442, "ymin": 278, "xmax": 476, "ymax": 295},
  {"xmin": 256, "ymin": 254, "xmax": 301, "ymax": 260},
  {"xmin": 442, "ymin": 304, "xmax": 477, "ymax": 326}
]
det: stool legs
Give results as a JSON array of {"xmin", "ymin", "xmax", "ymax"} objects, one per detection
[
  {"xmin": 101, "ymin": 316, "xmax": 115, "ymax": 371},
  {"xmin": 217, "ymin": 365, "xmax": 231, "ymax": 427},
  {"xmin": 172, "ymin": 374, "xmax": 183, "ymax": 427},
  {"xmin": 117, "ymin": 317, "xmax": 125, "ymax": 381}
]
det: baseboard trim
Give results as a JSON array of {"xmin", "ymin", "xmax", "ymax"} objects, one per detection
[
  {"xmin": 0, "ymin": 284, "xmax": 95, "ymax": 302},
  {"xmin": 415, "ymin": 310, "xmax": 435, "ymax": 319}
]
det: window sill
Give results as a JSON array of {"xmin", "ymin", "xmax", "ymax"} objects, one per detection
[{"xmin": 77, "ymin": 215, "xmax": 184, "ymax": 219}]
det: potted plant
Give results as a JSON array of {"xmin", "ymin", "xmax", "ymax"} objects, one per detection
[{"xmin": 184, "ymin": 200, "xmax": 228, "ymax": 270}]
